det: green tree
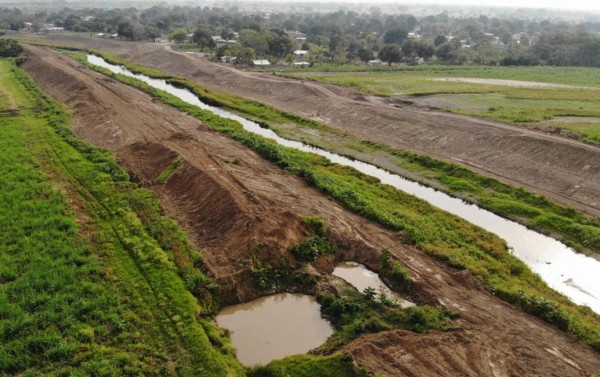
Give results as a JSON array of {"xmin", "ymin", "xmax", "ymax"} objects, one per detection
[
  {"xmin": 383, "ymin": 27, "xmax": 408, "ymax": 45},
  {"xmin": 168, "ymin": 28, "xmax": 188, "ymax": 43},
  {"xmin": 379, "ymin": 44, "xmax": 402, "ymax": 65},
  {"xmin": 239, "ymin": 28, "xmax": 268, "ymax": 56},
  {"xmin": 192, "ymin": 27, "xmax": 212, "ymax": 48},
  {"xmin": 434, "ymin": 35, "xmax": 447, "ymax": 47},
  {"xmin": 358, "ymin": 47, "xmax": 374, "ymax": 62}
]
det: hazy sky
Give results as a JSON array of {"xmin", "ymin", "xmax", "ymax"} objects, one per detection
[
  {"xmin": 411, "ymin": 0, "xmax": 600, "ymax": 11},
  {"xmin": 296, "ymin": 0, "xmax": 600, "ymax": 12}
]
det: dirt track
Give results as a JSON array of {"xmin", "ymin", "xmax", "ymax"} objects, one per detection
[{"xmin": 22, "ymin": 44, "xmax": 600, "ymax": 377}]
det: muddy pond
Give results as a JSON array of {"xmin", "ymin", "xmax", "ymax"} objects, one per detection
[
  {"xmin": 88, "ymin": 55, "xmax": 600, "ymax": 314},
  {"xmin": 215, "ymin": 293, "xmax": 333, "ymax": 366},
  {"xmin": 333, "ymin": 261, "xmax": 414, "ymax": 307}
]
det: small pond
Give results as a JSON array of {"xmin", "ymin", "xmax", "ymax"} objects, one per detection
[
  {"xmin": 215, "ymin": 293, "xmax": 334, "ymax": 366},
  {"xmin": 333, "ymin": 261, "xmax": 414, "ymax": 307}
]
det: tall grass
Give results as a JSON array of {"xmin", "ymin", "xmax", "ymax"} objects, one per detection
[{"xmin": 0, "ymin": 58, "xmax": 244, "ymax": 375}]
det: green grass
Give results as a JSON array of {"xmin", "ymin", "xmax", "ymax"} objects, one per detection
[
  {"xmin": 67, "ymin": 50, "xmax": 600, "ymax": 352},
  {"xmin": 0, "ymin": 58, "xmax": 244, "ymax": 375},
  {"xmin": 248, "ymin": 354, "xmax": 367, "ymax": 377},
  {"xmin": 316, "ymin": 290, "xmax": 454, "ymax": 353},
  {"xmin": 280, "ymin": 66, "xmax": 600, "ymax": 144}
]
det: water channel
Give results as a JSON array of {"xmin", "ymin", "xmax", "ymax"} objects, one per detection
[{"xmin": 88, "ymin": 55, "xmax": 600, "ymax": 314}]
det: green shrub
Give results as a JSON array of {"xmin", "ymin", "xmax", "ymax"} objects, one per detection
[{"xmin": 290, "ymin": 235, "xmax": 333, "ymax": 261}]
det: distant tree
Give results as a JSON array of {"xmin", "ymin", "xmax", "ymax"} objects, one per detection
[
  {"xmin": 267, "ymin": 29, "xmax": 294, "ymax": 57},
  {"xmin": 434, "ymin": 35, "xmax": 446, "ymax": 47},
  {"xmin": 144, "ymin": 25, "xmax": 161, "ymax": 40},
  {"xmin": 435, "ymin": 42, "xmax": 458, "ymax": 62},
  {"xmin": 117, "ymin": 20, "xmax": 146, "ymax": 41},
  {"xmin": 239, "ymin": 28, "xmax": 268, "ymax": 56},
  {"xmin": 379, "ymin": 44, "xmax": 402, "ymax": 65},
  {"xmin": 358, "ymin": 47, "xmax": 374, "ymax": 62},
  {"xmin": 192, "ymin": 27, "xmax": 212, "ymax": 48},
  {"xmin": 383, "ymin": 27, "xmax": 408, "ymax": 45},
  {"xmin": 168, "ymin": 28, "xmax": 188, "ymax": 43}
]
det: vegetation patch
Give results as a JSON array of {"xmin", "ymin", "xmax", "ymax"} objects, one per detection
[
  {"xmin": 1, "ymin": 57, "xmax": 243, "ymax": 375},
  {"xmin": 154, "ymin": 157, "xmax": 182, "ymax": 184},
  {"xmin": 316, "ymin": 290, "xmax": 454, "ymax": 353},
  {"xmin": 248, "ymin": 354, "xmax": 367, "ymax": 377}
]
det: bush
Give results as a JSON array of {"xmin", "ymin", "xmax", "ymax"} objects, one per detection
[
  {"xmin": 0, "ymin": 39, "xmax": 23, "ymax": 57},
  {"xmin": 290, "ymin": 235, "xmax": 333, "ymax": 261}
]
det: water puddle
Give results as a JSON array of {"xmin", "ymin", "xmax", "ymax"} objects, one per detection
[
  {"xmin": 87, "ymin": 55, "xmax": 600, "ymax": 314},
  {"xmin": 333, "ymin": 261, "xmax": 414, "ymax": 307},
  {"xmin": 215, "ymin": 293, "xmax": 333, "ymax": 366}
]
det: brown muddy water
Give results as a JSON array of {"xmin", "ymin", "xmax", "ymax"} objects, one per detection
[
  {"xmin": 215, "ymin": 293, "xmax": 334, "ymax": 366},
  {"xmin": 333, "ymin": 261, "xmax": 414, "ymax": 307}
]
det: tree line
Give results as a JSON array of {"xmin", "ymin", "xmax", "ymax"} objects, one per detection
[{"xmin": 1, "ymin": 5, "xmax": 599, "ymax": 67}]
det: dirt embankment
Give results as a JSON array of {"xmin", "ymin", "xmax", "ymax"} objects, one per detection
[
  {"xmin": 12, "ymin": 33, "xmax": 600, "ymax": 218},
  {"xmin": 23, "ymin": 45, "xmax": 600, "ymax": 376}
]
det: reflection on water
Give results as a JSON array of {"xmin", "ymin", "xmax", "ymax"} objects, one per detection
[
  {"xmin": 88, "ymin": 55, "xmax": 600, "ymax": 313},
  {"xmin": 216, "ymin": 293, "xmax": 333, "ymax": 366},
  {"xmin": 333, "ymin": 261, "xmax": 414, "ymax": 307}
]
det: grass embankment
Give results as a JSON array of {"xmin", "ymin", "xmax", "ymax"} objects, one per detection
[
  {"xmin": 279, "ymin": 67, "xmax": 600, "ymax": 144},
  {"xmin": 67, "ymin": 50, "xmax": 600, "ymax": 351},
  {"xmin": 65, "ymin": 49, "xmax": 600, "ymax": 256},
  {"xmin": 0, "ymin": 58, "xmax": 244, "ymax": 375},
  {"xmin": 248, "ymin": 354, "xmax": 367, "ymax": 377}
]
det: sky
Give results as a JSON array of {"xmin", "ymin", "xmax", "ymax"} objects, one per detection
[
  {"xmin": 277, "ymin": 0, "xmax": 600, "ymax": 12},
  {"xmin": 408, "ymin": 0, "xmax": 600, "ymax": 11}
]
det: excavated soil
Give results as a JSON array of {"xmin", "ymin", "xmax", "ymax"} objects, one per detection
[
  {"xmin": 12, "ymin": 33, "xmax": 600, "ymax": 218},
  {"xmin": 22, "ymin": 45, "xmax": 600, "ymax": 376}
]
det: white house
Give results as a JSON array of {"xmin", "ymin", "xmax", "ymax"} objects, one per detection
[
  {"xmin": 368, "ymin": 59, "xmax": 382, "ymax": 67},
  {"xmin": 252, "ymin": 59, "xmax": 271, "ymax": 67},
  {"xmin": 293, "ymin": 50, "xmax": 309, "ymax": 58},
  {"xmin": 293, "ymin": 61, "xmax": 310, "ymax": 68}
]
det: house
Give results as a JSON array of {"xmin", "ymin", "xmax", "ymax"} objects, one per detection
[
  {"xmin": 293, "ymin": 61, "xmax": 310, "ymax": 68},
  {"xmin": 154, "ymin": 37, "xmax": 166, "ymax": 43},
  {"xmin": 368, "ymin": 59, "xmax": 382, "ymax": 67},
  {"xmin": 293, "ymin": 50, "xmax": 309, "ymax": 58},
  {"xmin": 216, "ymin": 39, "xmax": 237, "ymax": 48},
  {"xmin": 252, "ymin": 59, "xmax": 271, "ymax": 67}
]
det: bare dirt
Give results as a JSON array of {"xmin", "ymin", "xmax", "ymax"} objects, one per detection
[
  {"xmin": 22, "ymin": 44, "xmax": 600, "ymax": 376},
  {"xmin": 12, "ymin": 33, "xmax": 600, "ymax": 218},
  {"xmin": 430, "ymin": 77, "xmax": 600, "ymax": 89}
]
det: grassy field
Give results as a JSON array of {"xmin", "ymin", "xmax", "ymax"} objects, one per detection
[
  {"xmin": 0, "ymin": 58, "xmax": 245, "ymax": 376},
  {"xmin": 280, "ymin": 66, "xmax": 600, "ymax": 144},
  {"xmin": 70, "ymin": 50, "xmax": 600, "ymax": 352}
]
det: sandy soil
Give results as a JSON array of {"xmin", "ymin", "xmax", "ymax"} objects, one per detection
[
  {"xmin": 22, "ymin": 44, "xmax": 600, "ymax": 377},
  {"xmin": 430, "ymin": 77, "xmax": 599, "ymax": 89}
]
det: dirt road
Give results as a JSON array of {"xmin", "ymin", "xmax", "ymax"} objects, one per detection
[{"xmin": 22, "ymin": 44, "xmax": 600, "ymax": 377}]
